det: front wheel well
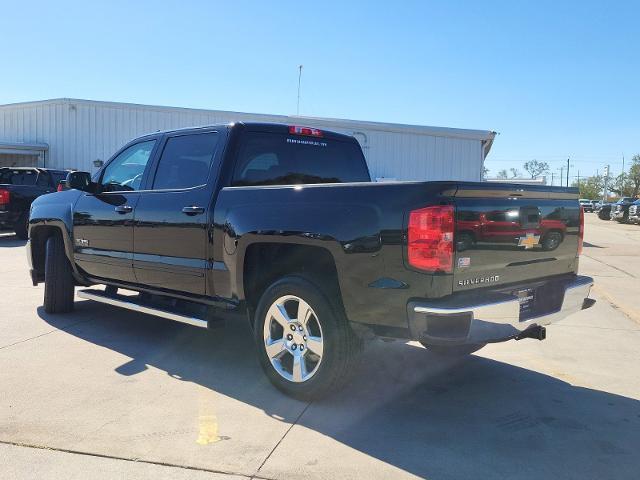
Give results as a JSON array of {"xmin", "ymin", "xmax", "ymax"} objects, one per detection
[
  {"xmin": 30, "ymin": 226, "xmax": 64, "ymax": 280},
  {"xmin": 242, "ymin": 243, "xmax": 343, "ymax": 327}
]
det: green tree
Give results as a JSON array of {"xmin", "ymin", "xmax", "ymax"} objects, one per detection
[
  {"xmin": 523, "ymin": 159, "xmax": 550, "ymax": 179},
  {"xmin": 509, "ymin": 168, "xmax": 521, "ymax": 178},
  {"xmin": 609, "ymin": 156, "xmax": 640, "ymax": 198},
  {"xmin": 497, "ymin": 169, "xmax": 508, "ymax": 179},
  {"xmin": 572, "ymin": 175, "xmax": 603, "ymax": 199}
]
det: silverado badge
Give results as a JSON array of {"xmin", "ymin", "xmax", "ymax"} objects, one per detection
[{"xmin": 518, "ymin": 233, "xmax": 540, "ymax": 249}]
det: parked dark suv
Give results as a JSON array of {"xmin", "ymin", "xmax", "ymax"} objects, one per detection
[
  {"xmin": 627, "ymin": 200, "xmax": 640, "ymax": 224},
  {"xmin": 611, "ymin": 197, "xmax": 637, "ymax": 223}
]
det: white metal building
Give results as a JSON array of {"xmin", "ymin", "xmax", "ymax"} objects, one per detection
[{"xmin": 0, "ymin": 98, "xmax": 495, "ymax": 181}]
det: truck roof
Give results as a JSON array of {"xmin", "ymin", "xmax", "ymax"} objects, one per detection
[{"xmin": 144, "ymin": 122, "xmax": 358, "ymax": 143}]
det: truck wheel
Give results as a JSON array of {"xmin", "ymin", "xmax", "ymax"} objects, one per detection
[
  {"xmin": 541, "ymin": 231, "xmax": 562, "ymax": 251},
  {"xmin": 456, "ymin": 233, "xmax": 475, "ymax": 252},
  {"xmin": 14, "ymin": 213, "xmax": 29, "ymax": 240},
  {"xmin": 254, "ymin": 276, "xmax": 359, "ymax": 400},
  {"xmin": 43, "ymin": 234, "xmax": 75, "ymax": 313},
  {"xmin": 420, "ymin": 342, "xmax": 485, "ymax": 357}
]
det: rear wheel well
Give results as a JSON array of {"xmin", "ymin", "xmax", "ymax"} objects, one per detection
[{"xmin": 242, "ymin": 243, "xmax": 343, "ymax": 327}]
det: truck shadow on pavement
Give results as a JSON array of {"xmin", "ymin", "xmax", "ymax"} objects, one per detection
[{"xmin": 39, "ymin": 301, "xmax": 640, "ymax": 480}]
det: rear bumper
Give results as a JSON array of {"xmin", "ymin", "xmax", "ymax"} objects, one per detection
[{"xmin": 408, "ymin": 275, "xmax": 594, "ymax": 345}]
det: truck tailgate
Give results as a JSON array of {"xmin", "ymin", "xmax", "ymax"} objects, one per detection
[{"xmin": 450, "ymin": 183, "xmax": 580, "ymax": 293}]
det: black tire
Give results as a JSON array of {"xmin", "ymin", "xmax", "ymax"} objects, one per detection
[
  {"xmin": 253, "ymin": 275, "xmax": 360, "ymax": 401},
  {"xmin": 456, "ymin": 232, "xmax": 475, "ymax": 252},
  {"xmin": 43, "ymin": 233, "xmax": 75, "ymax": 313},
  {"xmin": 541, "ymin": 231, "xmax": 562, "ymax": 251},
  {"xmin": 14, "ymin": 213, "xmax": 29, "ymax": 240},
  {"xmin": 420, "ymin": 342, "xmax": 486, "ymax": 357}
]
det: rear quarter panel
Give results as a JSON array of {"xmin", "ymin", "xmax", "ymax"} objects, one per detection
[{"xmin": 212, "ymin": 181, "xmax": 457, "ymax": 328}]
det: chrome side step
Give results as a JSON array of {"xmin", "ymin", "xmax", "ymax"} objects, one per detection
[{"xmin": 77, "ymin": 289, "xmax": 208, "ymax": 329}]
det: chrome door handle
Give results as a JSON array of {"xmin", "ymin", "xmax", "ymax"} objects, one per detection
[
  {"xmin": 182, "ymin": 206, "xmax": 205, "ymax": 215},
  {"xmin": 114, "ymin": 205, "xmax": 133, "ymax": 214}
]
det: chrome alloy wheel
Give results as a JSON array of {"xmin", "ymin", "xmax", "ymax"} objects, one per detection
[{"xmin": 262, "ymin": 295, "xmax": 324, "ymax": 383}]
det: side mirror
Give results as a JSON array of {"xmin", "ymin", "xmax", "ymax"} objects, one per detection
[{"xmin": 66, "ymin": 171, "xmax": 94, "ymax": 193}]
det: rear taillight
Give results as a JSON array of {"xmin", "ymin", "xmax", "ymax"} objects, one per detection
[
  {"xmin": 408, "ymin": 205, "xmax": 454, "ymax": 273},
  {"xmin": 578, "ymin": 206, "xmax": 584, "ymax": 256},
  {"xmin": 57, "ymin": 183, "xmax": 64, "ymax": 192},
  {"xmin": 288, "ymin": 125, "xmax": 323, "ymax": 137},
  {"xmin": 0, "ymin": 189, "xmax": 10, "ymax": 206}
]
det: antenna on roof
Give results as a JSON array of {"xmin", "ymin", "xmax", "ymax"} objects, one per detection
[{"xmin": 296, "ymin": 65, "xmax": 303, "ymax": 116}]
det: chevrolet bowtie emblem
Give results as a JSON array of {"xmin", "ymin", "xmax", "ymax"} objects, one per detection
[{"xmin": 518, "ymin": 233, "xmax": 540, "ymax": 249}]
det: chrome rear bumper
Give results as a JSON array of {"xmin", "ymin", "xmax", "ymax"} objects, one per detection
[{"xmin": 408, "ymin": 275, "xmax": 594, "ymax": 345}]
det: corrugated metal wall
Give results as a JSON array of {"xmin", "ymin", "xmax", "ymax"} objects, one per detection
[{"xmin": 0, "ymin": 99, "xmax": 488, "ymax": 181}]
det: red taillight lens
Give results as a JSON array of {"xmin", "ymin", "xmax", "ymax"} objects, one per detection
[
  {"xmin": 0, "ymin": 189, "xmax": 10, "ymax": 206},
  {"xmin": 408, "ymin": 205, "xmax": 454, "ymax": 273},
  {"xmin": 288, "ymin": 125, "xmax": 323, "ymax": 137},
  {"xmin": 57, "ymin": 183, "xmax": 64, "ymax": 192},
  {"xmin": 578, "ymin": 206, "xmax": 584, "ymax": 255}
]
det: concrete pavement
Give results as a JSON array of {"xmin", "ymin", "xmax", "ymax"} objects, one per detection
[{"xmin": 0, "ymin": 218, "xmax": 639, "ymax": 480}]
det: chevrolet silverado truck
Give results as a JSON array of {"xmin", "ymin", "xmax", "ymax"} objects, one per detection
[
  {"xmin": 27, "ymin": 123, "xmax": 594, "ymax": 399},
  {"xmin": 0, "ymin": 167, "xmax": 69, "ymax": 239}
]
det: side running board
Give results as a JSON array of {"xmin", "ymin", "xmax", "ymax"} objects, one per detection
[{"xmin": 77, "ymin": 289, "xmax": 208, "ymax": 329}]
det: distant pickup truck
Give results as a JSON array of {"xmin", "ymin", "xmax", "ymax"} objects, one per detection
[
  {"xmin": 0, "ymin": 167, "xmax": 69, "ymax": 239},
  {"xmin": 27, "ymin": 123, "xmax": 594, "ymax": 399}
]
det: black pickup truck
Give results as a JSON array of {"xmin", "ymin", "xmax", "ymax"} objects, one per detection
[
  {"xmin": 27, "ymin": 123, "xmax": 594, "ymax": 399},
  {"xmin": 0, "ymin": 167, "xmax": 69, "ymax": 239}
]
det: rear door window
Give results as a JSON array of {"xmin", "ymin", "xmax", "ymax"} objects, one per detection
[
  {"xmin": 232, "ymin": 132, "xmax": 370, "ymax": 186},
  {"xmin": 152, "ymin": 132, "xmax": 220, "ymax": 190}
]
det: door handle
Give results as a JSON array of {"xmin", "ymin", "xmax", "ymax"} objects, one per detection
[
  {"xmin": 182, "ymin": 205, "xmax": 205, "ymax": 215},
  {"xmin": 114, "ymin": 205, "xmax": 133, "ymax": 214}
]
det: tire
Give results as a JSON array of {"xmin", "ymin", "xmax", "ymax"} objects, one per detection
[
  {"xmin": 253, "ymin": 275, "xmax": 360, "ymax": 401},
  {"xmin": 541, "ymin": 231, "xmax": 562, "ymax": 251},
  {"xmin": 456, "ymin": 232, "xmax": 475, "ymax": 252},
  {"xmin": 43, "ymin": 233, "xmax": 75, "ymax": 313},
  {"xmin": 14, "ymin": 213, "xmax": 29, "ymax": 240},
  {"xmin": 420, "ymin": 342, "xmax": 486, "ymax": 357}
]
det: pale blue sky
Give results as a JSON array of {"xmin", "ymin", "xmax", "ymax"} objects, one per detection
[{"xmin": 0, "ymin": 0, "xmax": 637, "ymax": 181}]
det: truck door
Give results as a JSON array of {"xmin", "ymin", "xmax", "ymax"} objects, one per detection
[
  {"xmin": 132, "ymin": 131, "xmax": 221, "ymax": 295},
  {"xmin": 73, "ymin": 140, "xmax": 158, "ymax": 283}
]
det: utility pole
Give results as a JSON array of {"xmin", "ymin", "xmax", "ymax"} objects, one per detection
[
  {"xmin": 602, "ymin": 164, "xmax": 610, "ymax": 204},
  {"xmin": 296, "ymin": 65, "xmax": 303, "ymax": 116},
  {"xmin": 566, "ymin": 158, "xmax": 570, "ymax": 187},
  {"xmin": 550, "ymin": 172, "xmax": 555, "ymax": 186},
  {"xmin": 577, "ymin": 170, "xmax": 580, "ymax": 188},
  {"xmin": 621, "ymin": 153, "xmax": 625, "ymax": 193},
  {"xmin": 558, "ymin": 166, "xmax": 564, "ymax": 187}
]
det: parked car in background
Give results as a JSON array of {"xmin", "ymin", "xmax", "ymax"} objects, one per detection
[
  {"xmin": 578, "ymin": 198, "xmax": 593, "ymax": 212},
  {"xmin": 626, "ymin": 200, "xmax": 640, "ymax": 224},
  {"xmin": 611, "ymin": 197, "xmax": 637, "ymax": 223},
  {"xmin": 596, "ymin": 202, "xmax": 613, "ymax": 220},
  {"xmin": 579, "ymin": 198, "xmax": 594, "ymax": 212},
  {"xmin": 26, "ymin": 122, "xmax": 593, "ymax": 399},
  {"xmin": 0, "ymin": 167, "xmax": 70, "ymax": 239},
  {"xmin": 590, "ymin": 200, "xmax": 601, "ymax": 211}
]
